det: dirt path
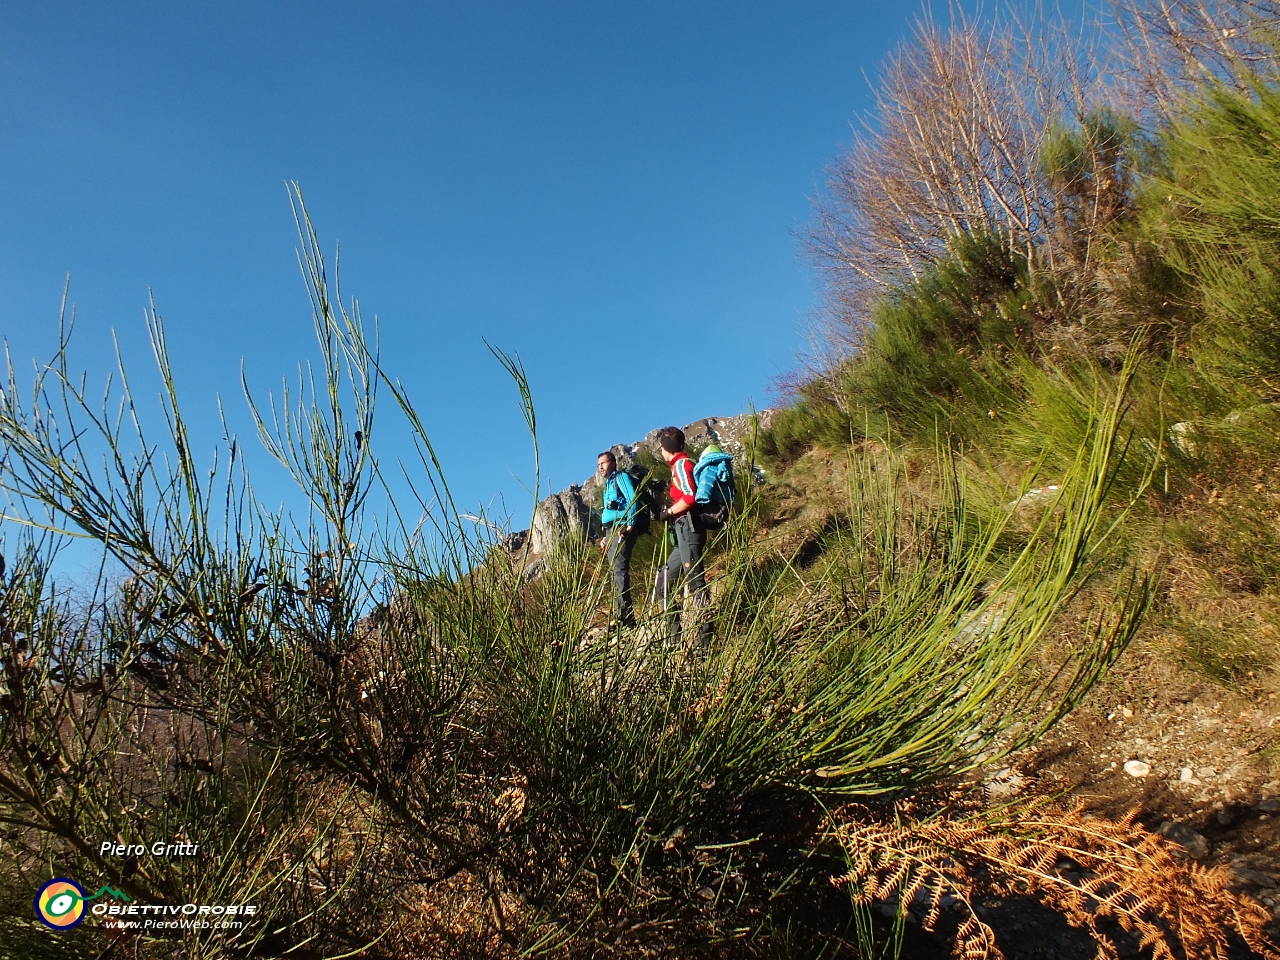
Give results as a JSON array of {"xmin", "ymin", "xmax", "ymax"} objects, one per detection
[{"xmin": 949, "ymin": 636, "xmax": 1280, "ymax": 958}]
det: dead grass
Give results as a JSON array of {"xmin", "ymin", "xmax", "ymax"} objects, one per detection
[{"xmin": 394, "ymin": 870, "xmax": 524, "ymax": 960}]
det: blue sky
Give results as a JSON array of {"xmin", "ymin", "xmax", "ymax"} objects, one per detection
[{"xmin": 0, "ymin": 1, "xmax": 917, "ymax": 533}]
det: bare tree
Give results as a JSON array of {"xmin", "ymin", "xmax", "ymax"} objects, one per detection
[
  {"xmin": 805, "ymin": 8, "xmax": 1110, "ymax": 357},
  {"xmin": 1111, "ymin": 0, "xmax": 1280, "ymax": 118}
]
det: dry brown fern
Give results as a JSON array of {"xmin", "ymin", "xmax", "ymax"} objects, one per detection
[{"xmin": 827, "ymin": 796, "xmax": 1279, "ymax": 960}]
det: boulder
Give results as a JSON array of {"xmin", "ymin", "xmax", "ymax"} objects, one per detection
[
  {"xmin": 1158, "ymin": 820, "xmax": 1211, "ymax": 859},
  {"xmin": 530, "ymin": 493, "xmax": 567, "ymax": 556},
  {"xmin": 531, "ymin": 486, "xmax": 591, "ymax": 555},
  {"xmin": 558, "ymin": 486, "xmax": 590, "ymax": 540}
]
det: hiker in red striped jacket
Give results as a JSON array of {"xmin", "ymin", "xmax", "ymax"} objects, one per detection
[{"xmin": 656, "ymin": 426, "xmax": 709, "ymax": 638}]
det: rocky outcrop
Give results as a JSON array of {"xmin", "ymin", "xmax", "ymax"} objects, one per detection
[
  {"xmin": 530, "ymin": 485, "xmax": 591, "ymax": 556},
  {"xmin": 647, "ymin": 412, "xmax": 769, "ymax": 461}
]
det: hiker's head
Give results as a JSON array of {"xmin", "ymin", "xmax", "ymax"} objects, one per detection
[
  {"xmin": 657, "ymin": 427, "xmax": 684, "ymax": 463},
  {"xmin": 597, "ymin": 451, "xmax": 616, "ymax": 477}
]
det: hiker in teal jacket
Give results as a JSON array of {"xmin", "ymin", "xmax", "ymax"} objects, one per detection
[
  {"xmin": 600, "ymin": 458, "xmax": 640, "ymax": 529},
  {"xmin": 597, "ymin": 450, "xmax": 641, "ymax": 626}
]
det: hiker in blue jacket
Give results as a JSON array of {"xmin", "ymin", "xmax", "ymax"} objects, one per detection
[{"xmin": 597, "ymin": 450, "xmax": 641, "ymax": 627}]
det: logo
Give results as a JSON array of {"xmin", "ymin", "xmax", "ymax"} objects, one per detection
[
  {"xmin": 34, "ymin": 878, "xmax": 132, "ymax": 930},
  {"xmin": 35, "ymin": 878, "xmax": 87, "ymax": 929}
]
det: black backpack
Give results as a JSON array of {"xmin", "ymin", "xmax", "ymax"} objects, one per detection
[{"xmin": 620, "ymin": 465, "xmax": 660, "ymax": 534}]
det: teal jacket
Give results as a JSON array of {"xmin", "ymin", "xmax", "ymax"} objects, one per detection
[{"xmin": 601, "ymin": 470, "xmax": 640, "ymax": 527}]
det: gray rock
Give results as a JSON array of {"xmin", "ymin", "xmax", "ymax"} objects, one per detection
[
  {"xmin": 531, "ymin": 493, "xmax": 568, "ymax": 556},
  {"xmin": 983, "ymin": 768, "xmax": 1026, "ymax": 800},
  {"xmin": 558, "ymin": 486, "xmax": 590, "ymax": 539},
  {"xmin": 681, "ymin": 418, "xmax": 717, "ymax": 449},
  {"xmin": 1256, "ymin": 798, "xmax": 1280, "ymax": 813},
  {"xmin": 1229, "ymin": 859, "xmax": 1277, "ymax": 889},
  {"xmin": 1005, "ymin": 484, "xmax": 1062, "ymax": 512},
  {"xmin": 1158, "ymin": 821, "xmax": 1211, "ymax": 859},
  {"xmin": 1169, "ymin": 421, "xmax": 1200, "ymax": 457},
  {"xmin": 957, "ymin": 607, "xmax": 1008, "ymax": 645},
  {"xmin": 530, "ymin": 486, "xmax": 591, "ymax": 555},
  {"xmin": 617, "ymin": 412, "xmax": 773, "ymax": 484}
]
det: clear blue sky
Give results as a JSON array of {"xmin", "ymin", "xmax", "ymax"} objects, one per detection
[{"xmin": 0, "ymin": 1, "xmax": 917, "ymax": 533}]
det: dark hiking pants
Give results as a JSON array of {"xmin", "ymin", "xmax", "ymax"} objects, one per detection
[
  {"xmin": 659, "ymin": 513, "xmax": 710, "ymax": 640},
  {"xmin": 607, "ymin": 525, "xmax": 641, "ymax": 623}
]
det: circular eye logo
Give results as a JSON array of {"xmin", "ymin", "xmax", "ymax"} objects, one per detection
[{"xmin": 35, "ymin": 878, "xmax": 87, "ymax": 929}]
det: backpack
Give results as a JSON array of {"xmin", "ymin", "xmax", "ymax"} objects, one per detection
[
  {"xmin": 621, "ymin": 465, "xmax": 660, "ymax": 534},
  {"xmin": 692, "ymin": 447, "xmax": 736, "ymax": 529}
]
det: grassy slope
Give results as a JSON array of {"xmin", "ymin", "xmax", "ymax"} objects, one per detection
[
  {"xmin": 746, "ymin": 72, "xmax": 1280, "ymax": 952},
  {"xmin": 751, "ymin": 434, "xmax": 1280, "ymax": 954}
]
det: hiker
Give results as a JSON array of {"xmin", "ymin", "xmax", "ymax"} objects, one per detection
[
  {"xmin": 655, "ymin": 426, "xmax": 709, "ymax": 632},
  {"xmin": 597, "ymin": 450, "xmax": 641, "ymax": 627}
]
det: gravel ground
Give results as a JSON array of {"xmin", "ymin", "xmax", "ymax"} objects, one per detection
[{"xmin": 930, "ymin": 635, "xmax": 1280, "ymax": 959}]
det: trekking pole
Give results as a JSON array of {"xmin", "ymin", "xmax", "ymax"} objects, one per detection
[
  {"xmin": 648, "ymin": 518, "xmax": 671, "ymax": 615},
  {"xmin": 594, "ymin": 526, "xmax": 612, "ymax": 621}
]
